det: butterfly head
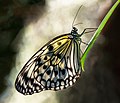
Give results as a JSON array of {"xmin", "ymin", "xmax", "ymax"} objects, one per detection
[{"xmin": 71, "ymin": 27, "xmax": 78, "ymax": 35}]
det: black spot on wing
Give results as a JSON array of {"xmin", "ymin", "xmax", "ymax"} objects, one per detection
[
  {"xmin": 56, "ymin": 53, "xmax": 61, "ymax": 59},
  {"xmin": 48, "ymin": 45, "xmax": 53, "ymax": 51},
  {"xmin": 54, "ymin": 70, "xmax": 58, "ymax": 76},
  {"xmin": 44, "ymin": 56, "xmax": 47, "ymax": 60},
  {"xmin": 46, "ymin": 69, "xmax": 51, "ymax": 75},
  {"xmin": 35, "ymin": 57, "xmax": 43, "ymax": 67},
  {"xmin": 43, "ymin": 65, "xmax": 47, "ymax": 69},
  {"xmin": 57, "ymin": 42, "xmax": 61, "ymax": 45},
  {"xmin": 61, "ymin": 69, "xmax": 65, "ymax": 75}
]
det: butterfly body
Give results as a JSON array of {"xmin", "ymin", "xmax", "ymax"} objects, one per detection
[{"xmin": 15, "ymin": 27, "xmax": 84, "ymax": 95}]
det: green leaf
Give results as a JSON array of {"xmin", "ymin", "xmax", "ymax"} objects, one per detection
[{"xmin": 81, "ymin": 0, "xmax": 120, "ymax": 71}]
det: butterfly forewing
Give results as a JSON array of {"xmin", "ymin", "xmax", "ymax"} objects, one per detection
[{"xmin": 15, "ymin": 33, "xmax": 82, "ymax": 95}]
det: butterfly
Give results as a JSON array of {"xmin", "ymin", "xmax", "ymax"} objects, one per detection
[{"xmin": 15, "ymin": 6, "xmax": 96, "ymax": 95}]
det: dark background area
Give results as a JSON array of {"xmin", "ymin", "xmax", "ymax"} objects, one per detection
[
  {"xmin": 0, "ymin": 0, "xmax": 120, "ymax": 103},
  {"xmin": 0, "ymin": 0, "xmax": 46, "ymax": 94}
]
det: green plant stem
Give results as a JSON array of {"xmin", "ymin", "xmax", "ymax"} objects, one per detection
[{"xmin": 81, "ymin": 0, "xmax": 120, "ymax": 71}]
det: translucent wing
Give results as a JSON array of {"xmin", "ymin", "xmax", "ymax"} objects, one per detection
[{"xmin": 15, "ymin": 34, "xmax": 82, "ymax": 95}]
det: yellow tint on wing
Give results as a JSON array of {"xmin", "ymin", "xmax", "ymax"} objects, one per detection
[{"xmin": 50, "ymin": 35, "xmax": 70, "ymax": 51}]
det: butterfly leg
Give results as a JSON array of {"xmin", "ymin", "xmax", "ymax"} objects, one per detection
[
  {"xmin": 79, "ymin": 28, "xmax": 97, "ymax": 45},
  {"xmin": 81, "ymin": 41, "xmax": 88, "ymax": 45},
  {"xmin": 79, "ymin": 28, "xmax": 97, "ymax": 36},
  {"xmin": 80, "ymin": 48, "xmax": 83, "ymax": 55}
]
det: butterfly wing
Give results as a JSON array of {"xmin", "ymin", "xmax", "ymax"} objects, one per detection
[{"xmin": 15, "ymin": 34, "xmax": 82, "ymax": 95}]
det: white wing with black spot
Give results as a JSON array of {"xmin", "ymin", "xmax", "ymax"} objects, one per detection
[{"xmin": 15, "ymin": 34, "xmax": 82, "ymax": 95}]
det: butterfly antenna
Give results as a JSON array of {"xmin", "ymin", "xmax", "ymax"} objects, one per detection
[
  {"xmin": 73, "ymin": 22, "xmax": 83, "ymax": 27},
  {"xmin": 72, "ymin": 5, "xmax": 83, "ymax": 28}
]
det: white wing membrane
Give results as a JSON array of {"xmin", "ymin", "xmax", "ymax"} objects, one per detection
[{"xmin": 15, "ymin": 34, "xmax": 82, "ymax": 95}]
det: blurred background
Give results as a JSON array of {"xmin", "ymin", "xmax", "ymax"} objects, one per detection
[{"xmin": 0, "ymin": 0, "xmax": 120, "ymax": 103}]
